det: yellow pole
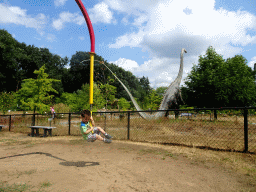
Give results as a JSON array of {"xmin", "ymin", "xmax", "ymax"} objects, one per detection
[
  {"xmin": 89, "ymin": 52, "xmax": 95, "ymax": 107},
  {"xmin": 89, "ymin": 52, "xmax": 95, "ymax": 133}
]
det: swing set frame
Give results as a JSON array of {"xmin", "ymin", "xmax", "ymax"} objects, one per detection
[{"xmin": 75, "ymin": 0, "xmax": 95, "ymax": 117}]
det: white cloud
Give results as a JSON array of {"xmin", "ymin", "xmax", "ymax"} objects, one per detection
[
  {"xmin": 249, "ymin": 56, "xmax": 256, "ymax": 69},
  {"xmin": 0, "ymin": 4, "xmax": 47, "ymax": 30},
  {"xmin": 46, "ymin": 33, "xmax": 57, "ymax": 42},
  {"xmin": 34, "ymin": 36, "xmax": 41, "ymax": 40},
  {"xmin": 109, "ymin": 30, "xmax": 145, "ymax": 48},
  {"xmin": 136, "ymin": 57, "xmax": 186, "ymax": 88},
  {"xmin": 106, "ymin": 0, "xmax": 256, "ymax": 89},
  {"xmin": 121, "ymin": 17, "xmax": 129, "ymax": 25},
  {"xmin": 88, "ymin": 2, "xmax": 115, "ymax": 24},
  {"xmin": 104, "ymin": 0, "xmax": 157, "ymax": 27},
  {"xmin": 108, "ymin": 0, "xmax": 256, "ymax": 60},
  {"xmin": 110, "ymin": 56, "xmax": 192, "ymax": 88},
  {"xmin": 54, "ymin": 0, "xmax": 68, "ymax": 7},
  {"xmin": 52, "ymin": 11, "xmax": 84, "ymax": 30},
  {"xmin": 39, "ymin": 44, "xmax": 53, "ymax": 50},
  {"xmin": 133, "ymin": 14, "xmax": 148, "ymax": 26},
  {"xmin": 110, "ymin": 58, "xmax": 139, "ymax": 72},
  {"xmin": 105, "ymin": 0, "xmax": 159, "ymax": 15}
]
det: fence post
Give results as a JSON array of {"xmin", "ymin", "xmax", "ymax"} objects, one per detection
[
  {"xmin": 127, "ymin": 111, "xmax": 130, "ymax": 140},
  {"xmin": 104, "ymin": 113, "xmax": 107, "ymax": 130},
  {"xmin": 68, "ymin": 112, "xmax": 71, "ymax": 135},
  {"xmin": 32, "ymin": 114, "xmax": 35, "ymax": 126},
  {"xmin": 244, "ymin": 107, "xmax": 248, "ymax": 153},
  {"xmin": 9, "ymin": 115, "xmax": 11, "ymax": 131},
  {"xmin": 214, "ymin": 109, "xmax": 217, "ymax": 120}
]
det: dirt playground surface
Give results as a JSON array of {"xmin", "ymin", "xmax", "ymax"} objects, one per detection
[{"xmin": 0, "ymin": 132, "xmax": 255, "ymax": 192}]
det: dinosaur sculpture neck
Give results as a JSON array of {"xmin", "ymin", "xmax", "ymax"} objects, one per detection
[
  {"xmin": 158, "ymin": 48, "xmax": 187, "ymax": 111},
  {"xmin": 102, "ymin": 48, "xmax": 186, "ymax": 119}
]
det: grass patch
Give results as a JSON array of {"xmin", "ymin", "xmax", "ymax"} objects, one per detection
[
  {"xmin": 0, "ymin": 139, "xmax": 18, "ymax": 145},
  {"xmin": 165, "ymin": 152, "xmax": 177, "ymax": 158},
  {"xmin": 138, "ymin": 148, "xmax": 160, "ymax": 155},
  {"xmin": 0, "ymin": 182, "xmax": 31, "ymax": 192},
  {"xmin": 40, "ymin": 180, "xmax": 52, "ymax": 188},
  {"xmin": 16, "ymin": 169, "xmax": 37, "ymax": 178},
  {"xmin": 172, "ymin": 146, "xmax": 256, "ymax": 184},
  {"xmin": 0, "ymin": 138, "xmax": 36, "ymax": 147},
  {"xmin": 24, "ymin": 143, "xmax": 35, "ymax": 148},
  {"xmin": 3, "ymin": 112, "xmax": 255, "ymax": 154}
]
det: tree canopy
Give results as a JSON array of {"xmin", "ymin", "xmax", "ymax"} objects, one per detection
[
  {"xmin": 16, "ymin": 65, "xmax": 60, "ymax": 114},
  {"xmin": 182, "ymin": 46, "xmax": 256, "ymax": 108},
  {"xmin": 3, "ymin": 28, "xmax": 255, "ymax": 112}
]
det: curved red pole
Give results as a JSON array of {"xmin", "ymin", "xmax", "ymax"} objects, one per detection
[{"xmin": 75, "ymin": 0, "xmax": 95, "ymax": 53}]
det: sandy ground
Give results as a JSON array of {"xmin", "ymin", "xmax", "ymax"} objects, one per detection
[{"xmin": 0, "ymin": 132, "xmax": 255, "ymax": 192}]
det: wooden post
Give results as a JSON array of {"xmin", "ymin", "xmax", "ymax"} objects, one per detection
[
  {"xmin": 244, "ymin": 107, "xmax": 248, "ymax": 153},
  {"xmin": 32, "ymin": 114, "xmax": 35, "ymax": 126},
  {"xmin": 127, "ymin": 111, "xmax": 130, "ymax": 140},
  {"xmin": 9, "ymin": 115, "xmax": 11, "ymax": 131},
  {"xmin": 214, "ymin": 109, "xmax": 217, "ymax": 120},
  {"xmin": 104, "ymin": 112, "xmax": 107, "ymax": 131},
  {"xmin": 68, "ymin": 113, "xmax": 71, "ymax": 135}
]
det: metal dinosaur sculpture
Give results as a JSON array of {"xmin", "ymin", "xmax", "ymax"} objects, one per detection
[{"xmin": 101, "ymin": 48, "xmax": 187, "ymax": 119}]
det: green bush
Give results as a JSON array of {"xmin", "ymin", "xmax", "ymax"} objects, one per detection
[
  {"xmin": 53, "ymin": 103, "xmax": 70, "ymax": 113},
  {"xmin": 0, "ymin": 92, "xmax": 15, "ymax": 114},
  {"xmin": 118, "ymin": 98, "xmax": 130, "ymax": 111}
]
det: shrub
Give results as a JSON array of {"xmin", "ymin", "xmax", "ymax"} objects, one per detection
[{"xmin": 53, "ymin": 103, "xmax": 70, "ymax": 113}]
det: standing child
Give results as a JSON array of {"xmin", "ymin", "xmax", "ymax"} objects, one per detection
[
  {"xmin": 80, "ymin": 109, "xmax": 112, "ymax": 143},
  {"xmin": 50, "ymin": 106, "xmax": 55, "ymax": 119}
]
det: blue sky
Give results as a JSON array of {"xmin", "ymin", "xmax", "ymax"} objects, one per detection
[{"xmin": 0, "ymin": 0, "xmax": 255, "ymax": 88}]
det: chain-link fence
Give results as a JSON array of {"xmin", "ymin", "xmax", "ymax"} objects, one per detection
[{"xmin": 1, "ymin": 107, "xmax": 255, "ymax": 153}]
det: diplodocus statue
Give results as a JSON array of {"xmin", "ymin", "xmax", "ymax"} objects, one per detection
[{"xmin": 101, "ymin": 48, "xmax": 187, "ymax": 119}]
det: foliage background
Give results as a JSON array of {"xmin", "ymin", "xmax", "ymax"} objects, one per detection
[{"xmin": 1, "ymin": 29, "xmax": 256, "ymax": 114}]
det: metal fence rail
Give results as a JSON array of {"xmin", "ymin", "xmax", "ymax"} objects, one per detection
[{"xmin": 0, "ymin": 107, "xmax": 255, "ymax": 153}]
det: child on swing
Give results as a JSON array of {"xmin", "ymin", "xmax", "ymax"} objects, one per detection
[{"xmin": 80, "ymin": 109, "xmax": 112, "ymax": 143}]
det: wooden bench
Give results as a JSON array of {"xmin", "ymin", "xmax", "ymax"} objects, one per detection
[
  {"xmin": 29, "ymin": 126, "xmax": 56, "ymax": 137},
  {"xmin": 0, "ymin": 125, "xmax": 6, "ymax": 131}
]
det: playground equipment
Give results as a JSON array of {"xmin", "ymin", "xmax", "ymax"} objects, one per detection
[
  {"xmin": 75, "ymin": 1, "xmax": 186, "ymax": 119},
  {"xmin": 75, "ymin": 0, "xmax": 95, "ymax": 114}
]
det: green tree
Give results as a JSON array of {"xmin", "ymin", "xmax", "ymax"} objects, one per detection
[
  {"xmin": 58, "ymin": 83, "xmax": 105, "ymax": 112},
  {"xmin": 75, "ymin": 84, "xmax": 104, "ymax": 112},
  {"xmin": 183, "ymin": 46, "xmax": 256, "ymax": 107},
  {"xmin": 100, "ymin": 77, "xmax": 117, "ymax": 110},
  {"xmin": 145, "ymin": 89, "xmax": 162, "ymax": 110},
  {"xmin": 156, "ymin": 86, "xmax": 167, "ymax": 97},
  {"xmin": 0, "ymin": 29, "xmax": 23, "ymax": 92},
  {"xmin": 0, "ymin": 29, "xmax": 68, "ymax": 94},
  {"xmin": 56, "ymin": 92, "xmax": 77, "ymax": 111},
  {"xmin": 53, "ymin": 103, "xmax": 70, "ymax": 113},
  {"xmin": 138, "ymin": 76, "xmax": 151, "ymax": 103},
  {"xmin": 224, "ymin": 55, "xmax": 256, "ymax": 107},
  {"xmin": 16, "ymin": 65, "xmax": 60, "ymax": 114},
  {"xmin": 118, "ymin": 97, "xmax": 130, "ymax": 111},
  {"xmin": 0, "ymin": 92, "xmax": 15, "ymax": 114},
  {"xmin": 67, "ymin": 51, "xmax": 105, "ymax": 93}
]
